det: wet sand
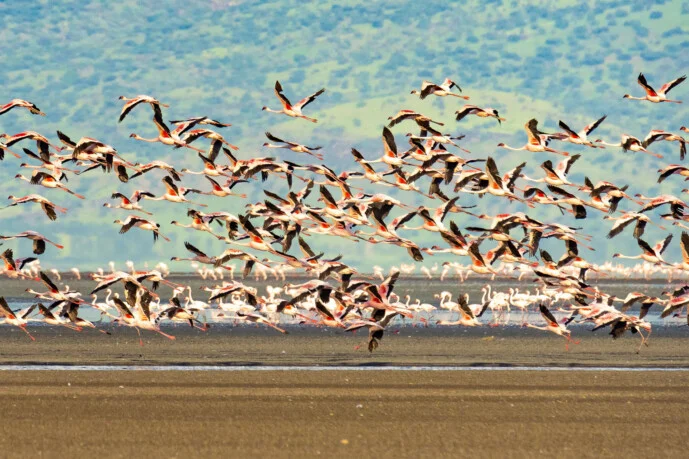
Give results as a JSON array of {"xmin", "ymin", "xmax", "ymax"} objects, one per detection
[
  {"xmin": 1, "ymin": 325, "xmax": 688, "ymax": 368},
  {"xmin": 1, "ymin": 370, "xmax": 687, "ymax": 458}
]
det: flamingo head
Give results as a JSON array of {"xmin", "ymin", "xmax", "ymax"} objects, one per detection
[
  {"xmin": 497, "ymin": 143, "xmax": 506, "ymax": 147},
  {"xmin": 129, "ymin": 133, "xmax": 137, "ymax": 138},
  {"xmin": 118, "ymin": 96, "xmax": 127, "ymax": 100},
  {"xmin": 622, "ymin": 94, "xmax": 631, "ymax": 99},
  {"xmin": 261, "ymin": 106, "xmax": 268, "ymax": 111},
  {"xmin": 612, "ymin": 253, "xmax": 621, "ymax": 258}
]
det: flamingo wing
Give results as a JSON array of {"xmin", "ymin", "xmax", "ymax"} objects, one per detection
[
  {"xmin": 558, "ymin": 120, "xmax": 579, "ymax": 139},
  {"xmin": 273, "ymin": 81, "xmax": 292, "ymax": 108},
  {"xmin": 295, "ymin": 88, "xmax": 325, "ymax": 110},
  {"xmin": 583, "ymin": 115, "xmax": 607, "ymax": 136},
  {"xmin": 659, "ymin": 75, "xmax": 686, "ymax": 95},
  {"xmin": 637, "ymin": 73, "xmax": 657, "ymax": 97}
]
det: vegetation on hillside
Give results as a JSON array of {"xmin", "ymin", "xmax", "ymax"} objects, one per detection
[{"xmin": 0, "ymin": 0, "xmax": 687, "ymax": 269}]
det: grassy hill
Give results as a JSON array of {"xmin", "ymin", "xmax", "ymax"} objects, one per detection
[{"xmin": 1, "ymin": 0, "xmax": 688, "ymax": 270}]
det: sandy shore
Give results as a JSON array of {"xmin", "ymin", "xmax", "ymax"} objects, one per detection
[
  {"xmin": 1, "ymin": 325, "xmax": 688, "ymax": 367},
  {"xmin": 1, "ymin": 370, "xmax": 687, "ymax": 458}
]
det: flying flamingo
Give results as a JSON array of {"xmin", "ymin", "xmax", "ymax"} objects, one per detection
[
  {"xmin": 114, "ymin": 216, "xmax": 171, "ymax": 243},
  {"xmin": 262, "ymin": 81, "xmax": 325, "ymax": 123},
  {"xmin": 0, "ymin": 99, "xmax": 45, "ymax": 116},
  {"xmin": 411, "ymin": 78, "xmax": 468, "ymax": 99},
  {"xmin": 0, "ymin": 297, "xmax": 36, "ymax": 340},
  {"xmin": 15, "ymin": 171, "xmax": 84, "ymax": 198},
  {"xmin": 595, "ymin": 135, "xmax": 662, "ymax": 159},
  {"xmin": 498, "ymin": 119, "xmax": 569, "ymax": 156},
  {"xmin": 117, "ymin": 94, "xmax": 169, "ymax": 122},
  {"xmin": 525, "ymin": 304, "xmax": 579, "ymax": 350},
  {"xmin": 623, "ymin": 73, "xmax": 686, "ymax": 103},
  {"xmin": 455, "ymin": 105, "xmax": 505, "ymax": 124}
]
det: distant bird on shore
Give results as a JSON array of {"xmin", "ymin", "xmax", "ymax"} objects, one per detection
[
  {"xmin": 624, "ymin": 73, "xmax": 686, "ymax": 103},
  {"xmin": 262, "ymin": 81, "xmax": 325, "ymax": 123}
]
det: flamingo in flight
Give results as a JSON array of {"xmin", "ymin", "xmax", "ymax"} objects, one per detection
[
  {"xmin": 623, "ymin": 73, "xmax": 686, "ymax": 103},
  {"xmin": 263, "ymin": 132, "xmax": 323, "ymax": 160},
  {"xmin": 0, "ymin": 230, "xmax": 63, "ymax": 255},
  {"xmin": 0, "ymin": 297, "xmax": 36, "ymax": 340},
  {"xmin": 525, "ymin": 304, "xmax": 579, "ymax": 351},
  {"xmin": 411, "ymin": 78, "xmax": 468, "ymax": 100},
  {"xmin": 114, "ymin": 216, "xmax": 171, "ymax": 243},
  {"xmin": 455, "ymin": 105, "xmax": 505, "ymax": 125},
  {"xmin": 557, "ymin": 115, "xmax": 607, "ymax": 148},
  {"xmin": 262, "ymin": 81, "xmax": 325, "ymax": 123},
  {"xmin": 498, "ymin": 119, "xmax": 569, "ymax": 156},
  {"xmin": 0, "ymin": 99, "xmax": 45, "ymax": 116},
  {"xmin": 595, "ymin": 135, "xmax": 662, "ymax": 159},
  {"xmin": 117, "ymin": 94, "xmax": 169, "ymax": 123},
  {"xmin": 15, "ymin": 171, "xmax": 84, "ymax": 199}
]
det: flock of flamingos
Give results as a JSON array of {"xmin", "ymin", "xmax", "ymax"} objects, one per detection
[{"xmin": 1, "ymin": 72, "xmax": 689, "ymax": 353}]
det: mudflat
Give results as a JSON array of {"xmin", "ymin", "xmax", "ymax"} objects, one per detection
[
  {"xmin": 1, "ymin": 370, "xmax": 687, "ymax": 458},
  {"xmin": 0, "ymin": 325, "xmax": 688, "ymax": 367}
]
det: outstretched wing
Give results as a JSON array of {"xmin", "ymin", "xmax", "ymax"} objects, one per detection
[
  {"xmin": 274, "ymin": 81, "xmax": 292, "ymax": 108},
  {"xmin": 295, "ymin": 88, "xmax": 325, "ymax": 110},
  {"xmin": 637, "ymin": 73, "xmax": 657, "ymax": 97},
  {"xmin": 583, "ymin": 115, "xmax": 607, "ymax": 136},
  {"xmin": 660, "ymin": 75, "xmax": 686, "ymax": 95}
]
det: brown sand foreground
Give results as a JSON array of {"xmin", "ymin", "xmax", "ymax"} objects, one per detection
[{"xmin": 0, "ymin": 370, "xmax": 687, "ymax": 458}]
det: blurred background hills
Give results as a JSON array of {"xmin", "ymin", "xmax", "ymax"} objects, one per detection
[{"xmin": 1, "ymin": 0, "xmax": 688, "ymax": 270}]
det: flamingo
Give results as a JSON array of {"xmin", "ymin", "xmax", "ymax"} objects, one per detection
[
  {"xmin": 262, "ymin": 80, "xmax": 325, "ymax": 123},
  {"xmin": 623, "ymin": 73, "xmax": 686, "ymax": 103},
  {"xmin": 0, "ymin": 297, "xmax": 36, "ymax": 340},
  {"xmin": 263, "ymin": 132, "xmax": 323, "ymax": 160},
  {"xmin": 613, "ymin": 235, "xmax": 673, "ymax": 265},
  {"xmin": 117, "ymin": 94, "xmax": 169, "ymax": 122},
  {"xmin": 4, "ymin": 194, "xmax": 67, "ymax": 221},
  {"xmin": 113, "ymin": 215, "xmax": 171, "ymax": 243},
  {"xmin": 455, "ymin": 105, "xmax": 505, "ymax": 124},
  {"xmin": 15, "ymin": 171, "xmax": 84, "ymax": 198},
  {"xmin": 556, "ymin": 115, "xmax": 607, "ymax": 148},
  {"xmin": 103, "ymin": 191, "xmax": 155, "ymax": 215},
  {"xmin": 498, "ymin": 119, "xmax": 569, "ymax": 156},
  {"xmin": 411, "ymin": 78, "xmax": 468, "ymax": 99},
  {"xmin": 143, "ymin": 176, "xmax": 208, "ymax": 207},
  {"xmin": 0, "ymin": 231, "xmax": 63, "ymax": 255},
  {"xmin": 129, "ymin": 105, "xmax": 205, "ymax": 152},
  {"xmin": 0, "ymin": 99, "xmax": 45, "ymax": 116},
  {"xmin": 525, "ymin": 304, "xmax": 579, "ymax": 350},
  {"xmin": 595, "ymin": 135, "xmax": 662, "ymax": 159}
]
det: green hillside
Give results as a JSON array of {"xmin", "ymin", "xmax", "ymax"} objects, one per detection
[{"xmin": 1, "ymin": 0, "xmax": 688, "ymax": 270}]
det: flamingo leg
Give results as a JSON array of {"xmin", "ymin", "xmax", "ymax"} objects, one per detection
[
  {"xmin": 20, "ymin": 325, "xmax": 36, "ymax": 341},
  {"xmin": 155, "ymin": 329, "xmax": 176, "ymax": 340}
]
